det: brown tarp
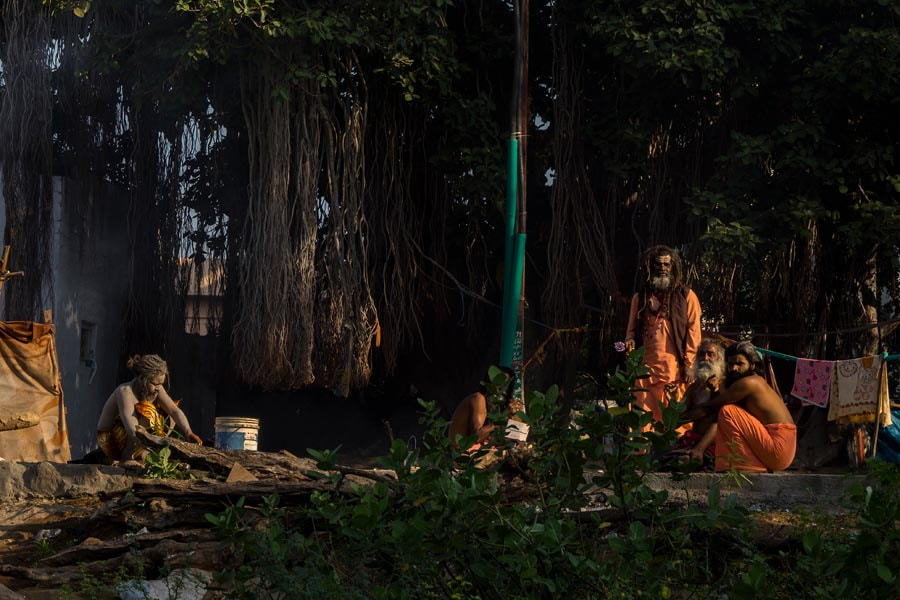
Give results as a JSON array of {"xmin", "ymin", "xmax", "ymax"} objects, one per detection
[{"xmin": 0, "ymin": 321, "xmax": 70, "ymax": 462}]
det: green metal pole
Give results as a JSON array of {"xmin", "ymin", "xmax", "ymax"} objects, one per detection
[
  {"xmin": 500, "ymin": 232, "xmax": 526, "ymax": 366},
  {"xmin": 501, "ymin": 0, "xmax": 528, "ymax": 374},
  {"xmin": 500, "ymin": 138, "xmax": 519, "ymax": 366}
]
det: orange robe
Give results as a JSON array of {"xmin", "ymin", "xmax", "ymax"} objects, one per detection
[
  {"xmin": 714, "ymin": 404, "xmax": 797, "ymax": 472},
  {"xmin": 626, "ymin": 289, "xmax": 701, "ymax": 422}
]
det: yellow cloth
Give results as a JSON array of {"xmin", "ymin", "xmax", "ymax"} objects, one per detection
[
  {"xmin": 97, "ymin": 424, "xmax": 137, "ymax": 461},
  {"xmin": 98, "ymin": 400, "xmax": 174, "ymax": 461},
  {"xmin": 0, "ymin": 321, "xmax": 70, "ymax": 462},
  {"xmin": 826, "ymin": 356, "xmax": 891, "ymax": 427},
  {"xmin": 134, "ymin": 400, "xmax": 170, "ymax": 435}
]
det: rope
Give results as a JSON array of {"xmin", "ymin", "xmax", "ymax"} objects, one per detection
[
  {"xmin": 421, "ymin": 244, "xmax": 900, "ymax": 362},
  {"xmin": 522, "ymin": 325, "xmax": 589, "ymax": 370},
  {"xmin": 758, "ymin": 347, "xmax": 900, "ymax": 362},
  {"xmin": 720, "ymin": 316, "xmax": 900, "ymax": 339}
]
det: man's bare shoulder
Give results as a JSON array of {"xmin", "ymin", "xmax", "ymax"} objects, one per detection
[
  {"xmin": 736, "ymin": 374, "xmax": 777, "ymax": 395},
  {"xmin": 111, "ymin": 382, "xmax": 138, "ymax": 399},
  {"xmin": 721, "ymin": 374, "xmax": 762, "ymax": 394},
  {"xmin": 462, "ymin": 391, "xmax": 488, "ymax": 405},
  {"xmin": 734, "ymin": 374, "xmax": 764, "ymax": 386}
]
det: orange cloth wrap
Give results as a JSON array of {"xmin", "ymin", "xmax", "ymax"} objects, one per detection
[
  {"xmin": 715, "ymin": 404, "xmax": 797, "ymax": 472},
  {"xmin": 626, "ymin": 290, "xmax": 701, "ymax": 422},
  {"xmin": 134, "ymin": 400, "xmax": 170, "ymax": 436},
  {"xmin": 97, "ymin": 422, "xmax": 138, "ymax": 461}
]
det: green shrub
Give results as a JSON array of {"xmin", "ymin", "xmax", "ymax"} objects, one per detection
[{"xmin": 205, "ymin": 349, "xmax": 892, "ymax": 599}]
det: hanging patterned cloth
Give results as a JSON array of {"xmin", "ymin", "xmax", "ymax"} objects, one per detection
[
  {"xmin": 827, "ymin": 356, "xmax": 891, "ymax": 427},
  {"xmin": 790, "ymin": 358, "xmax": 834, "ymax": 408}
]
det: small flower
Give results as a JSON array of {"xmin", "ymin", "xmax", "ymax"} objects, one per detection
[{"xmin": 614, "ymin": 341, "xmax": 627, "ymax": 352}]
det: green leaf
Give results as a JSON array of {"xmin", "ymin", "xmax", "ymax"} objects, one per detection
[{"xmin": 802, "ymin": 530, "xmax": 820, "ymax": 554}]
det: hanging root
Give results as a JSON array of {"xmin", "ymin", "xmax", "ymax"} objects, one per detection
[
  {"xmin": 232, "ymin": 54, "xmax": 376, "ymax": 392},
  {"xmin": 0, "ymin": 0, "xmax": 54, "ymax": 320}
]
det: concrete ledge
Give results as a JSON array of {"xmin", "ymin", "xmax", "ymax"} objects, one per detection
[
  {"xmin": 644, "ymin": 472, "xmax": 868, "ymax": 510},
  {"xmin": 0, "ymin": 462, "xmax": 134, "ymax": 500},
  {"xmin": 0, "ymin": 461, "xmax": 871, "ymax": 512}
]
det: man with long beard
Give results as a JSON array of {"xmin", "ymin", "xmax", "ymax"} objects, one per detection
[
  {"xmin": 673, "ymin": 339, "xmax": 727, "ymax": 465},
  {"xmin": 709, "ymin": 341, "xmax": 796, "ymax": 472},
  {"xmin": 624, "ymin": 245, "xmax": 702, "ymax": 423},
  {"xmin": 96, "ymin": 354, "xmax": 203, "ymax": 467}
]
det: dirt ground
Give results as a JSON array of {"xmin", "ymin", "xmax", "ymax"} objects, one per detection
[
  {"xmin": 0, "ymin": 485, "xmax": 856, "ymax": 599},
  {"xmin": 0, "ymin": 446, "xmax": 864, "ymax": 599}
]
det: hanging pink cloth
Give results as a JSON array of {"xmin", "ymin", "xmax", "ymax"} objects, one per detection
[{"xmin": 790, "ymin": 359, "xmax": 834, "ymax": 408}]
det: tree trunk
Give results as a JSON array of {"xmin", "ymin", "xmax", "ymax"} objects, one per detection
[{"xmin": 858, "ymin": 250, "xmax": 879, "ymax": 356}]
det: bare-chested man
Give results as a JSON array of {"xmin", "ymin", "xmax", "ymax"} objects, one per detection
[
  {"xmin": 709, "ymin": 341, "xmax": 796, "ymax": 472},
  {"xmin": 97, "ymin": 354, "xmax": 202, "ymax": 466},
  {"xmin": 448, "ymin": 367, "xmax": 515, "ymax": 450},
  {"xmin": 674, "ymin": 338, "xmax": 726, "ymax": 464}
]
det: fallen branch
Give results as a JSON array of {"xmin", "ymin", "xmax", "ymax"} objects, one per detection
[
  {"xmin": 135, "ymin": 430, "xmax": 397, "ymax": 485},
  {"xmin": 135, "ymin": 429, "xmax": 316, "ymax": 482}
]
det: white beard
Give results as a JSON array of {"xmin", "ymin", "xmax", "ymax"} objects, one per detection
[
  {"xmin": 692, "ymin": 359, "xmax": 725, "ymax": 383},
  {"xmin": 650, "ymin": 273, "xmax": 671, "ymax": 293}
]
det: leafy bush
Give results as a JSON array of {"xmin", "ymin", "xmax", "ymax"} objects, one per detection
[
  {"xmin": 205, "ymin": 350, "xmax": 895, "ymax": 599},
  {"xmin": 142, "ymin": 447, "xmax": 190, "ymax": 480}
]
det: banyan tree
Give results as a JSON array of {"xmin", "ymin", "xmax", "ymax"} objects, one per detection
[{"xmin": 1, "ymin": 0, "xmax": 898, "ymax": 397}]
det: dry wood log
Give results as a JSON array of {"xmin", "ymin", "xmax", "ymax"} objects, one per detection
[
  {"xmin": 0, "ymin": 563, "xmax": 93, "ymax": 587},
  {"xmin": 279, "ymin": 449, "xmax": 398, "ymax": 483},
  {"xmin": 135, "ymin": 429, "xmax": 315, "ymax": 482},
  {"xmin": 37, "ymin": 528, "xmax": 216, "ymax": 567},
  {"xmin": 131, "ymin": 478, "xmax": 352, "ymax": 499},
  {"xmin": 0, "ymin": 538, "xmax": 222, "ymax": 586},
  {"xmin": 0, "ymin": 410, "xmax": 39, "ymax": 432},
  {"xmin": 135, "ymin": 429, "xmax": 396, "ymax": 484}
]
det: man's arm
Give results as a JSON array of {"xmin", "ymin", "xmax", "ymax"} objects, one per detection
[
  {"xmin": 624, "ymin": 294, "xmax": 639, "ymax": 352},
  {"xmin": 683, "ymin": 290, "xmax": 702, "ymax": 378},
  {"xmin": 681, "ymin": 403, "xmax": 708, "ymax": 424},
  {"xmin": 706, "ymin": 376, "xmax": 761, "ymax": 408},
  {"xmin": 688, "ymin": 423, "xmax": 717, "ymax": 461},
  {"xmin": 469, "ymin": 393, "xmax": 496, "ymax": 442},
  {"xmin": 680, "ymin": 377, "xmax": 718, "ymax": 422},
  {"xmin": 115, "ymin": 388, "xmax": 141, "ymax": 440},
  {"xmin": 156, "ymin": 387, "xmax": 203, "ymax": 444}
]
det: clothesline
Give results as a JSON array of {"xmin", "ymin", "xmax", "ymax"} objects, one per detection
[
  {"xmin": 757, "ymin": 347, "xmax": 900, "ymax": 362},
  {"xmin": 721, "ymin": 315, "xmax": 900, "ymax": 339}
]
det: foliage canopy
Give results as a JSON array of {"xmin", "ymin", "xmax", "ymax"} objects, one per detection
[{"xmin": 2, "ymin": 0, "xmax": 899, "ymax": 393}]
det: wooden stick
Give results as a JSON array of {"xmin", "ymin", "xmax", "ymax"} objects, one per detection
[{"xmin": 870, "ymin": 361, "xmax": 887, "ymax": 460}]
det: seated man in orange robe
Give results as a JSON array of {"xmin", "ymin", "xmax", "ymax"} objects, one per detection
[
  {"xmin": 624, "ymin": 245, "xmax": 702, "ymax": 423},
  {"xmin": 709, "ymin": 342, "xmax": 796, "ymax": 472}
]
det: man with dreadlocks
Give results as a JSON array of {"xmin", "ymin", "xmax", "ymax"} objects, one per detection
[
  {"xmin": 624, "ymin": 245, "xmax": 702, "ymax": 423},
  {"xmin": 96, "ymin": 355, "xmax": 202, "ymax": 466},
  {"xmin": 708, "ymin": 341, "xmax": 796, "ymax": 472}
]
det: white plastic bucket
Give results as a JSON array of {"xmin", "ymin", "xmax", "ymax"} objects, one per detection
[{"xmin": 214, "ymin": 417, "xmax": 260, "ymax": 451}]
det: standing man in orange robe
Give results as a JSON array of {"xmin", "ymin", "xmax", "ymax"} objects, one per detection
[{"xmin": 624, "ymin": 245, "xmax": 702, "ymax": 423}]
